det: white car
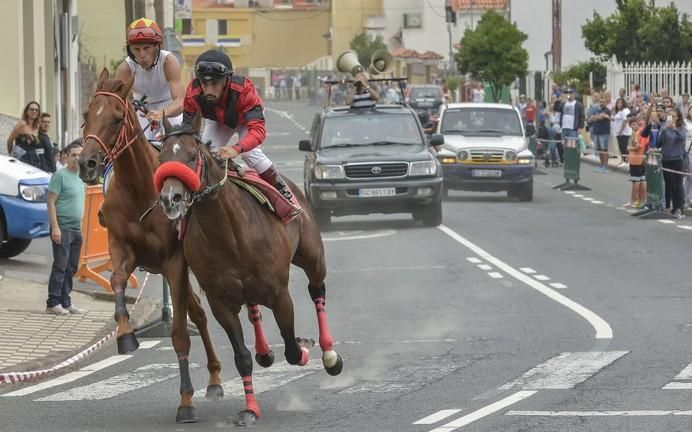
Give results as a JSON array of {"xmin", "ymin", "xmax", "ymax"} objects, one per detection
[
  {"xmin": 0, "ymin": 154, "xmax": 51, "ymax": 258},
  {"xmin": 435, "ymin": 102, "xmax": 535, "ymax": 201}
]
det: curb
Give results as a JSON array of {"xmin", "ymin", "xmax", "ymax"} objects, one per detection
[{"xmin": 580, "ymin": 153, "xmax": 630, "ymax": 174}]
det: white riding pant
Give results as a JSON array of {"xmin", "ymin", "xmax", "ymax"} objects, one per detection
[
  {"xmin": 201, "ymin": 119, "xmax": 273, "ymax": 174},
  {"xmin": 136, "ymin": 110, "xmax": 182, "ymax": 142}
]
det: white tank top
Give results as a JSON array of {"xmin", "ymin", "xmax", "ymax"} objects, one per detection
[{"xmin": 125, "ymin": 49, "xmax": 173, "ymax": 110}]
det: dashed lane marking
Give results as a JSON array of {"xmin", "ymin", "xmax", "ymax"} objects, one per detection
[
  {"xmin": 477, "ymin": 264, "xmax": 492, "ymax": 271},
  {"xmin": 488, "ymin": 272, "xmax": 503, "ymax": 279},
  {"xmin": 549, "ymin": 283, "xmax": 567, "ymax": 289},
  {"xmin": 467, "ymin": 257, "xmax": 482, "ymax": 264},
  {"xmin": 519, "ymin": 267, "xmax": 536, "ymax": 274},
  {"xmin": 413, "ymin": 409, "xmax": 462, "ymax": 425},
  {"xmin": 507, "ymin": 410, "xmax": 692, "ymax": 417},
  {"xmin": 534, "ymin": 275, "xmax": 550, "ymax": 281}
]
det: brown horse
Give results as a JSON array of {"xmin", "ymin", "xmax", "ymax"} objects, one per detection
[
  {"xmin": 154, "ymin": 114, "xmax": 343, "ymax": 426},
  {"xmin": 78, "ymin": 70, "xmax": 232, "ymax": 423}
]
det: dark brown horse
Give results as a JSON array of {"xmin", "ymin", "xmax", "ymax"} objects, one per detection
[
  {"xmin": 154, "ymin": 114, "xmax": 343, "ymax": 426},
  {"xmin": 78, "ymin": 70, "xmax": 232, "ymax": 423}
]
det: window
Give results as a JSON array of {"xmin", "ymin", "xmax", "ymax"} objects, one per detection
[
  {"xmin": 218, "ymin": 19, "xmax": 227, "ymax": 35},
  {"xmin": 441, "ymin": 109, "xmax": 523, "ymax": 136},
  {"xmin": 182, "ymin": 18, "xmax": 192, "ymax": 34},
  {"xmin": 320, "ymin": 114, "xmax": 423, "ymax": 148}
]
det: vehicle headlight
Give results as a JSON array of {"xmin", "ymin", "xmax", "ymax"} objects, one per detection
[
  {"xmin": 517, "ymin": 157, "xmax": 534, "ymax": 164},
  {"xmin": 409, "ymin": 160, "xmax": 437, "ymax": 176},
  {"xmin": 457, "ymin": 150, "xmax": 470, "ymax": 161},
  {"xmin": 19, "ymin": 184, "xmax": 48, "ymax": 202},
  {"xmin": 314, "ymin": 165, "xmax": 344, "ymax": 180},
  {"xmin": 505, "ymin": 151, "xmax": 517, "ymax": 162}
]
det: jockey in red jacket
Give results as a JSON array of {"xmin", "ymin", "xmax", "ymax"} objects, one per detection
[{"xmin": 182, "ymin": 50, "xmax": 292, "ymax": 199}]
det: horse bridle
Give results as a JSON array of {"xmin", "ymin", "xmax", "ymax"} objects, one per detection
[{"xmin": 83, "ymin": 91, "xmax": 152, "ymax": 164}]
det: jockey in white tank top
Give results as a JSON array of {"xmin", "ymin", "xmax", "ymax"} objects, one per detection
[{"xmin": 125, "ymin": 49, "xmax": 182, "ymax": 141}]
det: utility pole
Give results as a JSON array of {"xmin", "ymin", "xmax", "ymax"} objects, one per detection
[{"xmin": 552, "ymin": 0, "xmax": 562, "ymax": 72}]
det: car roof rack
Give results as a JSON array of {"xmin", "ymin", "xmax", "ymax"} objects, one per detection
[{"xmin": 322, "ymin": 77, "xmax": 409, "ymax": 109}]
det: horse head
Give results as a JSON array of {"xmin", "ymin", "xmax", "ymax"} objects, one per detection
[
  {"xmin": 154, "ymin": 112, "xmax": 208, "ymax": 220},
  {"xmin": 79, "ymin": 68, "xmax": 135, "ymax": 183}
]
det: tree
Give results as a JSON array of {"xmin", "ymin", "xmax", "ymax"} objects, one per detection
[
  {"xmin": 445, "ymin": 76, "xmax": 460, "ymax": 102},
  {"xmin": 582, "ymin": 0, "xmax": 692, "ymax": 63},
  {"xmin": 349, "ymin": 33, "xmax": 388, "ymax": 69},
  {"xmin": 551, "ymin": 59, "xmax": 606, "ymax": 96},
  {"xmin": 455, "ymin": 10, "xmax": 528, "ymax": 102}
]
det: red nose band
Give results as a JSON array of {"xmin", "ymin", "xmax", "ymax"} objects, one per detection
[{"xmin": 154, "ymin": 161, "xmax": 202, "ymax": 193}]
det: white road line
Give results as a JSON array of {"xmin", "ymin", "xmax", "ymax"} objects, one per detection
[
  {"xmin": 36, "ymin": 362, "xmax": 196, "ymax": 401},
  {"xmin": 488, "ymin": 272, "xmax": 503, "ymax": 279},
  {"xmin": 616, "ymin": 207, "xmax": 626, "ymax": 210},
  {"xmin": 677, "ymin": 225, "xmax": 692, "ymax": 230},
  {"xmin": 506, "ymin": 410, "xmax": 692, "ymax": 417},
  {"xmin": 519, "ymin": 267, "xmax": 536, "ymax": 274},
  {"xmin": 478, "ymin": 264, "xmax": 492, "ymax": 271},
  {"xmin": 467, "ymin": 257, "xmax": 482, "ymax": 264},
  {"xmin": 626, "ymin": 209, "xmax": 637, "ymax": 213},
  {"xmin": 671, "ymin": 362, "xmax": 692, "ymax": 380},
  {"xmin": 438, "ymin": 225, "xmax": 613, "ymax": 339},
  {"xmin": 573, "ymin": 194, "xmax": 584, "ymax": 198},
  {"xmin": 658, "ymin": 220, "xmax": 676, "ymax": 224},
  {"xmin": 428, "ymin": 391, "xmax": 537, "ymax": 432},
  {"xmin": 591, "ymin": 201, "xmax": 604, "ymax": 204},
  {"xmin": 331, "ymin": 265, "xmax": 446, "ymax": 273},
  {"xmin": 549, "ymin": 283, "xmax": 567, "ymax": 289},
  {"xmin": 662, "ymin": 382, "xmax": 692, "ymax": 390},
  {"xmin": 563, "ymin": 191, "xmax": 576, "ymax": 194},
  {"xmin": 500, "ymin": 351, "xmax": 628, "ymax": 390},
  {"xmin": 138, "ymin": 340, "xmax": 161, "ymax": 349},
  {"xmin": 2, "ymin": 355, "xmax": 132, "ymax": 397},
  {"xmin": 322, "ymin": 230, "xmax": 397, "ymax": 242},
  {"xmin": 534, "ymin": 275, "xmax": 550, "ymax": 281},
  {"xmin": 414, "ymin": 409, "xmax": 462, "ymax": 425},
  {"xmin": 581, "ymin": 197, "xmax": 594, "ymax": 201}
]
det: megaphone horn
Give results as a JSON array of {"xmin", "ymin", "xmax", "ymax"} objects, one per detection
[
  {"xmin": 369, "ymin": 49, "xmax": 393, "ymax": 76},
  {"xmin": 336, "ymin": 50, "xmax": 365, "ymax": 76}
]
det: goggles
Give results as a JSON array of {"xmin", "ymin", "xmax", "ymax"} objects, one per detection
[
  {"xmin": 195, "ymin": 61, "xmax": 231, "ymax": 80},
  {"xmin": 127, "ymin": 26, "xmax": 161, "ymax": 42}
]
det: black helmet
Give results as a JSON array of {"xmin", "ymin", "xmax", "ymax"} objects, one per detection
[{"xmin": 195, "ymin": 50, "xmax": 233, "ymax": 82}]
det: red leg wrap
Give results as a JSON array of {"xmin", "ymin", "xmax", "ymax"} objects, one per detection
[
  {"xmin": 242, "ymin": 376, "xmax": 261, "ymax": 418},
  {"xmin": 248, "ymin": 305, "xmax": 270, "ymax": 356},
  {"xmin": 298, "ymin": 348, "xmax": 309, "ymax": 366},
  {"xmin": 314, "ymin": 297, "xmax": 334, "ymax": 352}
]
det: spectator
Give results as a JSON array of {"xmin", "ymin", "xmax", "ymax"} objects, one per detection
[
  {"xmin": 6, "ymin": 101, "xmax": 40, "ymax": 155},
  {"xmin": 346, "ymin": 71, "xmax": 379, "ymax": 109},
  {"xmin": 613, "ymin": 98, "xmax": 632, "ymax": 166},
  {"xmin": 46, "ymin": 141, "xmax": 87, "ymax": 315},
  {"xmin": 525, "ymin": 99, "xmax": 536, "ymax": 127},
  {"xmin": 587, "ymin": 93, "xmax": 601, "ymax": 156},
  {"xmin": 10, "ymin": 105, "xmax": 55, "ymax": 172},
  {"xmin": 55, "ymin": 147, "xmax": 67, "ymax": 170},
  {"xmin": 626, "ymin": 114, "xmax": 648, "ymax": 208},
  {"xmin": 36, "ymin": 113, "xmax": 57, "ymax": 172},
  {"xmin": 557, "ymin": 88, "xmax": 584, "ymax": 163},
  {"xmin": 657, "ymin": 107, "xmax": 687, "ymax": 218},
  {"xmin": 472, "ymin": 81, "xmax": 485, "ymax": 103},
  {"xmin": 516, "ymin": 94, "xmax": 527, "ymax": 122},
  {"xmin": 629, "ymin": 83, "xmax": 640, "ymax": 108},
  {"xmin": 588, "ymin": 95, "xmax": 612, "ymax": 172},
  {"xmin": 684, "ymin": 106, "xmax": 692, "ymax": 208},
  {"xmin": 678, "ymin": 93, "xmax": 690, "ymax": 114}
]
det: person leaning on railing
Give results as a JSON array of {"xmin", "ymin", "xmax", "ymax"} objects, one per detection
[{"xmin": 657, "ymin": 107, "xmax": 688, "ymax": 219}]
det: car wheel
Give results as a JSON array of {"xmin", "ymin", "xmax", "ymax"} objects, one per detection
[
  {"xmin": 421, "ymin": 201, "xmax": 443, "ymax": 227},
  {"xmin": 518, "ymin": 179, "xmax": 534, "ymax": 202},
  {"xmin": 0, "ymin": 238, "xmax": 33, "ymax": 259},
  {"xmin": 313, "ymin": 209, "xmax": 331, "ymax": 229}
]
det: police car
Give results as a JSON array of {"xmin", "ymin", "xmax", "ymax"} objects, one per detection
[{"xmin": 0, "ymin": 154, "xmax": 50, "ymax": 258}]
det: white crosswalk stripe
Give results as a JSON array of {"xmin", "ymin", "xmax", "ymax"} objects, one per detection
[{"xmin": 662, "ymin": 361, "xmax": 692, "ymax": 389}]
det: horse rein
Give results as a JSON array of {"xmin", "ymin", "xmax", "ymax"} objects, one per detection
[{"xmin": 83, "ymin": 91, "xmax": 153, "ymax": 164}]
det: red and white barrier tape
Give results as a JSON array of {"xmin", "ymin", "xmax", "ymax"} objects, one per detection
[
  {"xmin": 0, "ymin": 272, "xmax": 151, "ymax": 384},
  {"xmin": 660, "ymin": 167, "xmax": 692, "ymax": 176}
]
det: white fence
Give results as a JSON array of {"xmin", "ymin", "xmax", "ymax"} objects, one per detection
[{"xmin": 607, "ymin": 58, "xmax": 692, "ymax": 98}]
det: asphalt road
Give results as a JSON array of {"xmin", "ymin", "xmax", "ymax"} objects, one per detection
[{"xmin": 2, "ymin": 100, "xmax": 692, "ymax": 432}]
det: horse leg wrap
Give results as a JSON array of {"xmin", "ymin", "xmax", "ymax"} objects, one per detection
[
  {"xmin": 178, "ymin": 357, "xmax": 194, "ymax": 396},
  {"xmin": 298, "ymin": 347, "xmax": 310, "ymax": 366},
  {"xmin": 314, "ymin": 297, "xmax": 334, "ymax": 352},
  {"xmin": 248, "ymin": 305, "xmax": 270, "ymax": 356},
  {"xmin": 241, "ymin": 376, "xmax": 261, "ymax": 418}
]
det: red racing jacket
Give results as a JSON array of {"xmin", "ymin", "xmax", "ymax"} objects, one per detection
[{"xmin": 183, "ymin": 74, "xmax": 266, "ymax": 153}]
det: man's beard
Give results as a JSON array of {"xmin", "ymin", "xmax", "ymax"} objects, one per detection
[{"xmin": 204, "ymin": 94, "xmax": 218, "ymax": 103}]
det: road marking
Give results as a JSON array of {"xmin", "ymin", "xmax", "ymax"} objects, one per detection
[
  {"xmin": 478, "ymin": 264, "xmax": 492, "ymax": 270},
  {"xmin": 428, "ymin": 391, "xmax": 537, "ymax": 432},
  {"xmin": 488, "ymin": 272, "xmax": 503, "ymax": 279},
  {"xmin": 591, "ymin": 201, "xmax": 604, "ymax": 204},
  {"xmin": 662, "ymin": 382, "xmax": 692, "ymax": 389},
  {"xmin": 438, "ymin": 225, "xmax": 613, "ymax": 339},
  {"xmin": 573, "ymin": 194, "xmax": 584, "ymax": 198},
  {"xmin": 519, "ymin": 267, "xmax": 536, "ymax": 274},
  {"xmin": 322, "ymin": 230, "xmax": 397, "ymax": 242},
  {"xmin": 658, "ymin": 220, "xmax": 676, "ymax": 224},
  {"xmin": 413, "ymin": 409, "xmax": 462, "ymax": 425},
  {"xmin": 266, "ymin": 131, "xmax": 291, "ymax": 137},
  {"xmin": 616, "ymin": 207, "xmax": 626, "ymax": 210},
  {"xmin": 500, "ymin": 351, "xmax": 628, "ymax": 390},
  {"xmin": 330, "ymin": 265, "xmax": 446, "ymax": 273},
  {"xmin": 506, "ymin": 410, "xmax": 692, "ymax": 417},
  {"xmin": 138, "ymin": 340, "xmax": 161, "ymax": 349},
  {"xmin": 534, "ymin": 275, "xmax": 550, "ymax": 281},
  {"xmin": 467, "ymin": 257, "xmax": 482, "ymax": 264},
  {"xmin": 2, "ymin": 355, "xmax": 132, "ymax": 397},
  {"xmin": 626, "ymin": 209, "xmax": 637, "ymax": 213},
  {"xmin": 549, "ymin": 283, "xmax": 567, "ymax": 289},
  {"xmin": 678, "ymin": 225, "xmax": 692, "ymax": 230},
  {"xmin": 36, "ymin": 362, "xmax": 196, "ymax": 401},
  {"xmin": 581, "ymin": 197, "xmax": 594, "ymax": 201},
  {"xmin": 671, "ymin": 361, "xmax": 692, "ymax": 380},
  {"xmin": 563, "ymin": 191, "xmax": 575, "ymax": 194}
]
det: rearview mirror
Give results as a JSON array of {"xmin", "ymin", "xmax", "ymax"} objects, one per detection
[
  {"xmin": 429, "ymin": 134, "xmax": 444, "ymax": 146},
  {"xmin": 299, "ymin": 140, "xmax": 312, "ymax": 152}
]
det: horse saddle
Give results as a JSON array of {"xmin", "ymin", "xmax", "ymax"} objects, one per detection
[{"xmin": 227, "ymin": 169, "xmax": 302, "ymax": 224}]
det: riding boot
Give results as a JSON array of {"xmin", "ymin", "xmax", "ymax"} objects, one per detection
[{"xmin": 259, "ymin": 165, "xmax": 293, "ymax": 201}]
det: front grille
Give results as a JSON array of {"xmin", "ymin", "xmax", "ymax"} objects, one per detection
[
  {"xmin": 344, "ymin": 163, "xmax": 409, "ymax": 178},
  {"xmin": 469, "ymin": 149, "xmax": 504, "ymax": 163}
]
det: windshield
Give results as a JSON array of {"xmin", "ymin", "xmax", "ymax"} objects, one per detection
[
  {"xmin": 410, "ymin": 87, "xmax": 441, "ymax": 100},
  {"xmin": 320, "ymin": 113, "xmax": 423, "ymax": 149},
  {"xmin": 441, "ymin": 108, "xmax": 523, "ymax": 136}
]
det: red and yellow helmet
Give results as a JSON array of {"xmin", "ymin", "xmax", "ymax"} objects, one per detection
[{"xmin": 127, "ymin": 18, "xmax": 163, "ymax": 45}]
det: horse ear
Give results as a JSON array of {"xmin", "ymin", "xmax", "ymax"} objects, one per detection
[
  {"xmin": 192, "ymin": 112, "xmax": 202, "ymax": 135},
  {"xmin": 97, "ymin": 68, "xmax": 109, "ymax": 90},
  {"xmin": 162, "ymin": 114, "xmax": 173, "ymax": 134}
]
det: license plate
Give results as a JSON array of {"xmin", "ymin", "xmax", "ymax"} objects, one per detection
[
  {"xmin": 359, "ymin": 188, "xmax": 396, "ymax": 197},
  {"xmin": 471, "ymin": 169, "xmax": 502, "ymax": 178}
]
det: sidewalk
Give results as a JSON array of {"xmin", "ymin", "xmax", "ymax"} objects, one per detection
[
  {"xmin": 0, "ymin": 273, "xmax": 160, "ymax": 376},
  {"xmin": 580, "ymin": 152, "xmax": 630, "ymax": 174}
]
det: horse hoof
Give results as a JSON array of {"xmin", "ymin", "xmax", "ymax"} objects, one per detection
[
  {"xmin": 256, "ymin": 350, "xmax": 275, "ymax": 368},
  {"xmin": 325, "ymin": 354, "xmax": 343, "ymax": 376},
  {"xmin": 176, "ymin": 406, "xmax": 198, "ymax": 423},
  {"xmin": 235, "ymin": 410, "xmax": 257, "ymax": 427},
  {"xmin": 205, "ymin": 384, "xmax": 224, "ymax": 400},
  {"xmin": 116, "ymin": 333, "xmax": 139, "ymax": 354}
]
